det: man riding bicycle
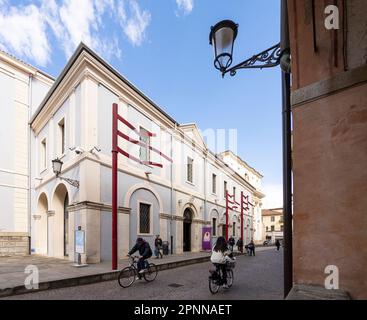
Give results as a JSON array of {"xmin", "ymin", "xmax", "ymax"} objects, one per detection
[{"xmin": 128, "ymin": 238, "xmax": 152, "ymax": 279}]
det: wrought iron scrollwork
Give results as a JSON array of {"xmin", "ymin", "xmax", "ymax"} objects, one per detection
[
  {"xmin": 224, "ymin": 43, "xmax": 282, "ymax": 77},
  {"xmin": 59, "ymin": 176, "xmax": 80, "ymax": 188}
]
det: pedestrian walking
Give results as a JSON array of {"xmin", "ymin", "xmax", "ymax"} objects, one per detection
[
  {"xmin": 236, "ymin": 238, "xmax": 244, "ymax": 253},
  {"xmin": 228, "ymin": 236, "xmax": 235, "ymax": 252},
  {"xmin": 275, "ymin": 239, "xmax": 281, "ymax": 251},
  {"xmin": 248, "ymin": 239, "xmax": 255, "ymax": 256},
  {"xmin": 154, "ymin": 234, "xmax": 163, "ymax": 259}
]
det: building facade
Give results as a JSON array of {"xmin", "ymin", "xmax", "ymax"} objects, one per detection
[
  {"xmin": 262, "ymin": 208, "xmax": 283, "ymax": 245},
  {"xmin": 0, "ymin": 50, "xmax": 53, "ymax": 256},
  {"xmin": 288, "ymin": 0, "xmax": 367, "ymax": 299},
  {"xmin": 219, "ymin": 150, "xmax": 264, "ymax": 244},
  {"xmin": 1, "ymin": 44, "xmax": 264, "ymax": 263}
]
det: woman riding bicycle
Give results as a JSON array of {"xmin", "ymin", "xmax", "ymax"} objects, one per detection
[{"xmin": 210, "ymin": 236, "xmax": 233, "ymax": 289}]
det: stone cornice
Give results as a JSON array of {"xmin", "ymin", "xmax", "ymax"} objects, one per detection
[
  {"xmin": 67, "ymin": 201, "xmax": 130, "ymax": 214},
  {"xmin": 292, "ymin": 64, "xmax": 367, "ymax": 108}
]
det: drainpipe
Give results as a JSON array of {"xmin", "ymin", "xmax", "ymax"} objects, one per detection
[
  {"xmin": 281, "ymin": 0, "xmax": 293, "ymax": 298},
  {"xmin": 27, "ymin": 74, "xmax": 33, "ymax": 255},
  {"xmin": 170, "ymin": 126, "xmax": 175, "ymax": 254},
  {"xmin": 203, "ymin": 153, "xmax": 207, "ymax": 230}
]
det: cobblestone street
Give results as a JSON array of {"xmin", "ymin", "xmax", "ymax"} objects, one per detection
[{"xmin": 3, "ymin": 247, "xmax": 283, "ymax": 300}]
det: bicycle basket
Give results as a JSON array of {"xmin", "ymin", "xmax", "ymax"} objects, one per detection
[{"xmin": 227, "ymin": 260, "xmax": 236, "ymax": 269}]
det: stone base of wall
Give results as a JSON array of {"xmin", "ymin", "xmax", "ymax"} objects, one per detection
[
  {"xmin": 0, "ymin": 232, "xmax": 29, "ymax": 257},
  {"xmin": 286, "ymin": 284, "xmax": 351, "ymax": 300}
]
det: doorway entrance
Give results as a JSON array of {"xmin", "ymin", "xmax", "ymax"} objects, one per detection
[{"xmin": 183, "ymin": 208, "xmax": 193, "ymax": 252}]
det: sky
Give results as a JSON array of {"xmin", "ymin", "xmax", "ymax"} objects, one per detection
[{"xmin": 0, "ymin": 0, "xmax": 283, "ymax": 208}]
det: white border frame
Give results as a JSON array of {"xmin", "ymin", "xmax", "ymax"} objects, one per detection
[{"xmin": 136, "ymin": 200, "xmax": 154, "ymax": 236}]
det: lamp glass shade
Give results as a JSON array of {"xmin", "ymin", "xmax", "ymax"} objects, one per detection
[
  {"xmin": 210, "ymin": 20, "xmax": 238, "ymax": 72},
  {"xmin": 52, "ymin": 158, "xmax": 63, "ymax": 175}
]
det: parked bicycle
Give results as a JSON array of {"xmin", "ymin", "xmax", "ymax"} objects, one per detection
[
  {"xmin": 118, "ymin": 255, "xmax": 158, "ymax": 288},
  {"xmin": 208, "ymin": 259, "xmax": 235, "ymax": 294}
]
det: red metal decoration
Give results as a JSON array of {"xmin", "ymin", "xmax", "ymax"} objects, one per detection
[
  {"xmin": 111, "ymin": 103, "xmax": 172, "ymax": 270},
  {"xmin": 225, "ymin": 190, "xmax": 239, "ymax": 241},
  {"xmin": 240, "ymin": 191, "xmax": 254, "ymax": 246}
]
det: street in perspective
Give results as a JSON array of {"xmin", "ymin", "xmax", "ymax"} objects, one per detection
[{"xmin": 0, "ymin": 0, "xmax": 366, "ymax": 308}]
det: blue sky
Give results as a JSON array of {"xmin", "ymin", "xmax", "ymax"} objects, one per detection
[{"xmin": 0, "ymin": 0, "xmax": 282, "ymax": 207}]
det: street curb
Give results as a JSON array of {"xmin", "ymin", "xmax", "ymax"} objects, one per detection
[{"xmin": 0, "ymin": 253, "xmax": 243, "ymax": 298}]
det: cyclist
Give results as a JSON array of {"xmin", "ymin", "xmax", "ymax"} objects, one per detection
[
  {"xmin": 128, "ymin": 238, "xmax": 153, "ymax": 279},
  {"xmin": 210, "ymin": 236, "xmax": 233, "ymax": 289}
]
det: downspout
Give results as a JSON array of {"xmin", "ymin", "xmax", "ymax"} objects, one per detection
[
  {"xmin": 169, "ymin": 124, "xmax": 176, "ymax": 254},
  {"xmin": 203, "ymin": 151, "xmax": 207, "ymax": 247},
  {"xmin": 281, "ymin": 0, "xmax": 293, "ymax": 298},
  {"xmin": 27, "ymin": 74, "xmax": 33, "ymax": 254}
]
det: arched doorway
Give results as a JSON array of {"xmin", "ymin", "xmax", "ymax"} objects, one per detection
[
  {"xmin": 52, "ymin": 183, "xmax": 69, "ymax": 258},
  {"xmin": 36, "ymin": 193, "xmax": 48, "ymax": 255},
  {"xmin": 183, "ymin": 208, "xmax": 193, "ymax": 252}
]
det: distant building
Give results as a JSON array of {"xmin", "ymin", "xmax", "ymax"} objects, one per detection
[
  {"xmin": 0, "ymin": 50, "xmax": 53, "ymax": 256},
  {"xmin": 219, "ymin": 151, "xmax": 264, "ymax": 245},
  {"xmin": 262, "ymin": 208, "xmax": 283, "ymax": 244}
]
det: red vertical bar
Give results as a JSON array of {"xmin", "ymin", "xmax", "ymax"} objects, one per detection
[
  {"xmin": 241, "ymin": 191, "xmax": 244, "ymax": 251},
  {"xmin": 225, "ymin": 190, "xmax": 229, "ymax": 242},
  {"xmin": 112, "ymin": 103, "xmax": 118, "ymax": 270}
]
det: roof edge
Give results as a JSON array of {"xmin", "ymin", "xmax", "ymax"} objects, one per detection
[{"xmin": 30, "ymin": 42, "xmax": 178, "ymax": 125}]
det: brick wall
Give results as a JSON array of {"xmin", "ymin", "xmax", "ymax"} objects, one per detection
[{"xmin": 0, "ymin": 232, "xmax": 29, "ymax": 256}]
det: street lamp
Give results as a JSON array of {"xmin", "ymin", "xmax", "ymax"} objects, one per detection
[
  {"xmin": 209, "ymin": 0, "xmax": 293, "ymax": 299},
  {"xmin": 209, "ymin": 20, "xmax": 286, "ymax": 77},
  {"xmin": 209, "ymin": 20, "xmax": 238, "ymax": 74},
  {"xmin": 52, "ymin": 158, "xmax": 80, "ymax": 188}
]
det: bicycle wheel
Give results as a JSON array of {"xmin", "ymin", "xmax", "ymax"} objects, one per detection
[
  {"xmin": 227, "ymin": 269, "xmax": 234, "ymax": 288},
  {"xmin": 118, "ymin": 266, "xmax": 137, "ymax": 288},
  {"xmin": 209, "ymin": 277, "xmax": 220, "ymax": 294},
  {"xmin": 143, "ymin": 263, "xmax": 158, "ymax": 282}
]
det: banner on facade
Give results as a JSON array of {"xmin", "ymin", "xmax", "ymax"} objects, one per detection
[{"xmin": 202, "ymin": 227, "xmax": 212, "ymax": 251}]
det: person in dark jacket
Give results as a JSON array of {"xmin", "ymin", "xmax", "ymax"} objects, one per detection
[
  {"xmin": 128, "ymin": 238, "xmax": 152, "ymax": 279},
  {"xmin": 228, "ymin": 236, "xmax": 235, "ymax": 252},
  {"xmin": 154, "ymin": 235, "xmax": 163, "ymax": 259},
  {"xmin": 236, "ymin": 238, "xmax": 244, "ymax": 253},
  {"xmin": 275, "ymin": 239, "xmax": 281, "ymax": 251},
  {"xmin": 248, "ymin": 239, "xmax": 255, "ymax": 256}
]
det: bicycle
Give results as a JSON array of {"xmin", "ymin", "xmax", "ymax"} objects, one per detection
[
  {"xmin": 208, "ymin": 259, "xmax": 235, "ymax": 294},
  {"xmin": 118, "ymin": 255, "xmax": 158, "ymax": 288}
]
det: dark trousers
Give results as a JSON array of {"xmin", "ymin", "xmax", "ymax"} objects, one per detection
[
  {"xmin": 137, "ymin": 257, "xmax": 147, "ymax": 277},
  {"xmin": 218, "ymin": 264, "xmax": 227, "ymax": 284},
  {"xmin": 250, "ymin": 248, "xmax": 255, "ymax": 256}
]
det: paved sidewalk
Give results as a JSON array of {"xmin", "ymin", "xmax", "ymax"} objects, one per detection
[{"xmin": 0, "ymin": 247, "xmax": 273, "ymax": 298}]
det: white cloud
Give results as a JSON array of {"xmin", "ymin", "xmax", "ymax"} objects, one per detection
[
  {"xmin": 0, "ymin": 0, "xmax": 150, "ymax": 67},
  {"xmin": 0, "ymin": 3, "xmax": 51, "ymax": 66},
  {"xmin": 119, "ymin": 0, "xmax": 151, "ymax": 46},
  {"xmin": 176, "ymin": 0, "xmax": 193, "ymax": 15},
  {"xmin": 261, "ymin": 183, "xmax": 283, "ymax": 209}
]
